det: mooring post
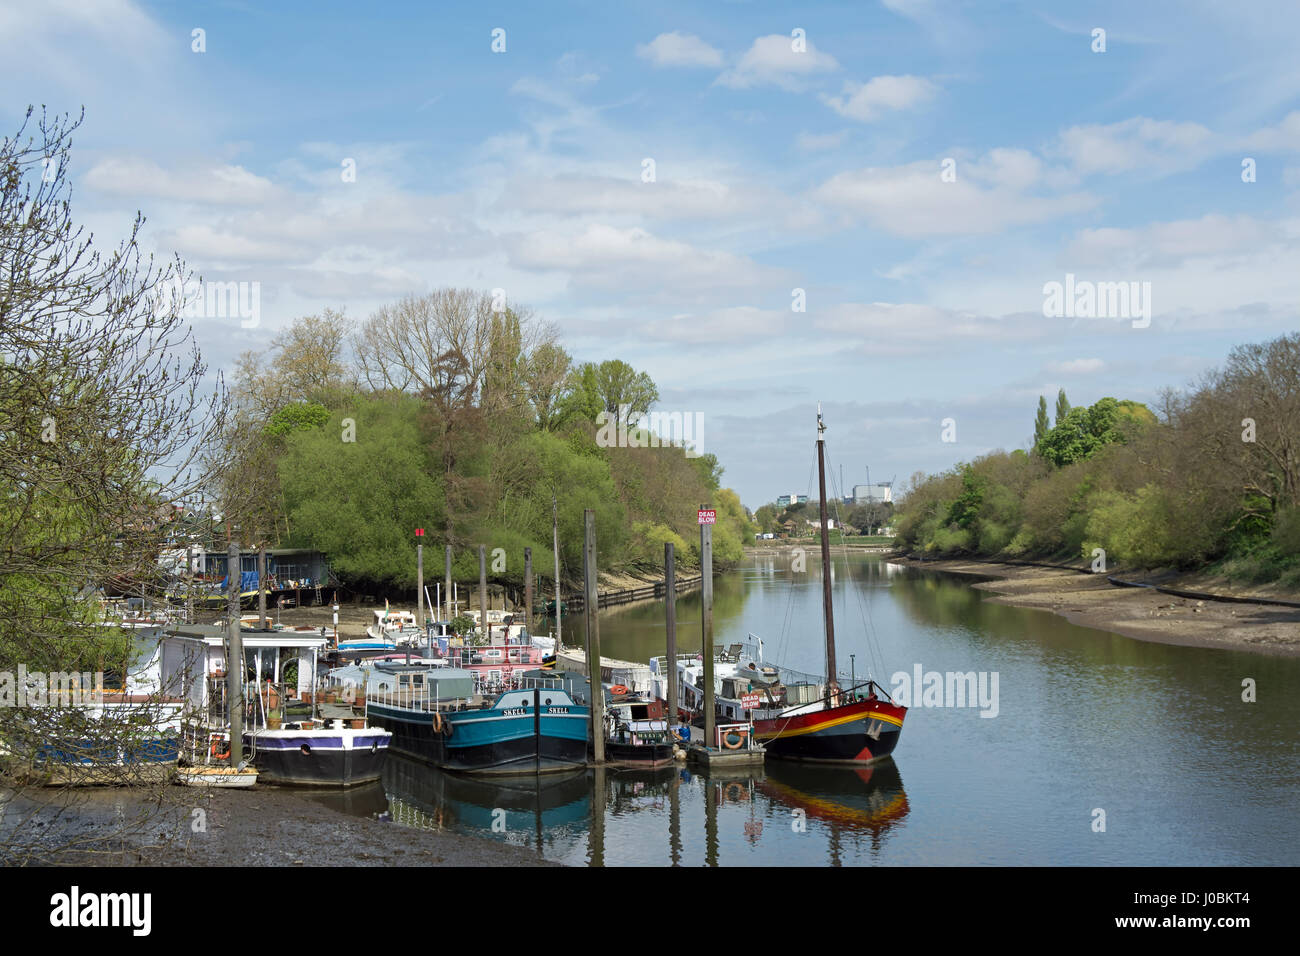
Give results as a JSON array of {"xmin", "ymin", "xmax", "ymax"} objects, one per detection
[
  {"xmin": 701, "ymin": 503, "xmax": 715, "ymax": 750},
  {"xmin": 553, "ymin": 495, "xmax": 562, "ymax": 653},
  {"xmin": 584, "ymin": 509, "xmax": 605, "ymax": 764},
  {"xmin": 524, "ymin": 547, "xmax": 533, "ymax": 634},
  {"xmin": 478, "ymin": 545, "xmax": 488, "ymax": 642},
  {"xmin": 665, "ymin": 541, "xmax": 678, "ymax": 734},
  {"xmin": 417, "ymin": 540, "xmax": 424, "ymax": 629},
  {"xmin": 257, "ymin": 542, "xmax": 267, "ymax": 629},
  {"xmin": 444, "ymin": 545, "xmax": 452, "ymax": 623},
  {"xmin": 227, "ymin": 533, "xmax": 244, "ymax": 766}
]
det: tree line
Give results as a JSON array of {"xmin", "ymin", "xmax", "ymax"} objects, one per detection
[
  {"xmin": 213, "ymin": 296, "xmax": 752, "ymax": 594},
  {"xmin": 895, "ymin": 334, "xmax": 1300, "ymax": 588}
]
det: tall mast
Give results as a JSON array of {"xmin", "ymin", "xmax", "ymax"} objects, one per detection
[{"xmin": 816, "ymin": 405, "xmax": 838, "ymax": 693}]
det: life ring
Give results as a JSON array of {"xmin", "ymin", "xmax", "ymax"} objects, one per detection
[
  {"xmin": 210, "ymin": 736, "xmax": 231, "ymax": 760},
  {"xmin": 722, "ymin": 730, "xmax": 745, "ymax": 750},
  {"xmin": 431, "ymin": 712, "xmax": 443, "ymax": 734},
  {"xmin": 724, "ymin": 782, "xmax": 744, "ymax": 802},
  {"xmin": 611, "ymin": 684, "xmax": 630, "ymax": 696}
]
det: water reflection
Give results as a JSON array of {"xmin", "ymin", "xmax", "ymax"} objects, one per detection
[{"xmin": 758, "ymin": 759, "xmax": 910, "ymax": 864}]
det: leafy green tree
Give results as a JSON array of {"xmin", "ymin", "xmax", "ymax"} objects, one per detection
[
  {"xmin": 1055, "ymin": 389, "xmax": 1070, "ymax": 425},
  {"xmin": 1034, "ymin": 395, "xmax": 1050, "ymax": 447},
  {"xmin": 278, "ymin": 395, "xmax": 446, "ymax": 588},
  {"xmin": 588, "ymin": 359, "xmax": 659, "ymax": 429},
  {"xmin": 264, "ymin": 402, "xmax": 330, "ymax": 438}
]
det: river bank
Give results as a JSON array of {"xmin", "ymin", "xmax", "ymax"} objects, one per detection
[
  {"xmin": 1, "ymin": 783, "xmax": 558, "ymax": 867},
  {"xmin": 888, "ymin": 556, "xmax": 1300, "ymax": 657}
]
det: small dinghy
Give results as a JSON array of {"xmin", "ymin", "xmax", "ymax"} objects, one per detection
[{"xmin": 176, "ymin": 766, "xmax": 259, "ymax": 788}]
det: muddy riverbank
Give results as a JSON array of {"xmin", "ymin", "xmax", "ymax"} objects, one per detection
[
  {"xmin": 1, "ymin": 783, "xmax": 559, "ymax": 867},
  {"xmin": 888, "ymin": 556, "xmax": 1300, "ymax": 657}
]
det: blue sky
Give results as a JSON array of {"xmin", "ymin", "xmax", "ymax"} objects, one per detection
[{"xmin": 4, "ymin": 0, "xmax": 1300, "ymax": 507}]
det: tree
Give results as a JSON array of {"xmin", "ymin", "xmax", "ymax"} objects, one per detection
[
  {"xmin": 1034, "ymin": 395, "xmax": 1050, "ymax": 447},
  {"xmin": 588, "ymin": 359, "xmax": 659, "ymax": 429},
  {"xmin": 1, "ymin": 108, "xmax": 228, "ymax": 859},
  {"xmin": 278, "ymin": 395, "xmax": 445, "ymax": 588},
  {"xmin": 1038, "ymin": 397, "xmax": 1152, "ymax": 468},
  {"xmin": 1055, "ymin": 389, "xmax": 1070, "ymax": 425},
  {"xmin": 523, "ymin": 341, "xmax": 572, "ymax": 430}
]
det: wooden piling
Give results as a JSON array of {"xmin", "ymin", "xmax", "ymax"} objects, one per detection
[
  {"xmin": 478, "ymin": 545, "xmax": 488, "ymax": 641},
  {"xmin": 665, "ymin": 542, "xmax": 678, "ymax": 732},
  {"xmin": 701, "ymin": 503, "xmax": 715, "ymax": 750},
  {"xmin": 584, "ymin": 509, "xmax": 605, "ymax": 764},
  {"xmin": 524, "ymin": 547, "xmax": 533, "ymax": 632},
  {"xmin": 227, "ymin": 533, "xmax": 244, "ymax": 766}
]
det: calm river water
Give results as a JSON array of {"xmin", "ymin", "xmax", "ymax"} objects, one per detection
[{"xmin": 308, "ymin": 553, "xmax": 1300, "ymax": 866}]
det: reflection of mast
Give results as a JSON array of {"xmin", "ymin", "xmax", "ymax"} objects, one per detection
[
  {"xmin": 589, "ymin": 764, "xmax": 606, "ymax": 866},
  {"xmin": 669, "ymin": 771, "xmax": 681, "ymax": 866},
  {"xmin": 705, "ymin": 776, "xmax": 719, "ymax": 868}
]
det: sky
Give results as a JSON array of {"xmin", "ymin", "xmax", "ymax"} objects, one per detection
[{"xmin": 4, "ymin": 0, "xmax": 1300, "ymax": 509}]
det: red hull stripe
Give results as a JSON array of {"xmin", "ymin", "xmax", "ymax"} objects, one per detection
[{"xmin": 754, "ymin": 702, "xmax": 905, "ymax": 740}]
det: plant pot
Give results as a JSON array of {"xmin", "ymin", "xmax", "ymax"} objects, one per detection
[{"xmin": 267, "ymin": 717, "xmax": 282, "ymax": 730}]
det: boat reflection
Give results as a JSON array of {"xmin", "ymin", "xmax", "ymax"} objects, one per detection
[
  {"xmin": 757, "ymin": 758, "xmax": 910, "ymax": 860},
  {"xmin": 380, "ymin": 753, "xmax": 591, "ymax": 850}
]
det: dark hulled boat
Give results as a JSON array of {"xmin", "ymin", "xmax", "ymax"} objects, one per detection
[
  {"xmin": 750, "ymin": 407, "xmax": 908, "ymax": 764},
  {"xmin": 245, "ymin": 720, "xmax": 390, "ymax": 787},
  {"xmin": 364, "ymin": 664, "xmax": 590, "ymax": 775},
  {"xmin": 603, "ymin": 693, "xmax": 677, "ymax": 767}
]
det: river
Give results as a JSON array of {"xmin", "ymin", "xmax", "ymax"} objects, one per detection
[{"xmin": 306, "ymin": 552, "xmax": 1300, "ymax": 865}]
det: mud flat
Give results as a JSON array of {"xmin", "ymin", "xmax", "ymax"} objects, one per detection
[
  {"xmin": 888, "ymin": 557, "xmax": 1300, "ymax": 657},
  {"xmin": 0, "ymin": 783, "xmax": 558, "ymax": 867}
]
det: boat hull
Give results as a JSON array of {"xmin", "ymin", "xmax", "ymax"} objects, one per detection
[
  {"xmin": 603, "ymin": 740, "xmax": 676, "ymax": 768},
  {"xmin": 367, "ymin": 703, "xmax": 589, "ymax": 775},
  {"xmin": 753, "ymin": 698, "xmax": 906, "ymax": 765},
  {"xmin": 245, "ymin": 729, "xmax": 390, "ymax": 787}
]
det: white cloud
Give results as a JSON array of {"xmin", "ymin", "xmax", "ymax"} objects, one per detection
[
  {"xmin": 496, "ymin": 173, "xmax": 796, "ymax": 226},
  {"xmin": 1056, "ymin": 117, "xmax": 1213, "ymax": 176},
  {"xmin": 820, "ymin": 75, "xmax": 938, "ymax": 122},
  {"xmin": 1243, "ymin": 111, "xmax": 1300, "ymax": 151},
  {"xmin": 716, "ymin": 34, "xmax": 839, "ymax": 91},
  {"xmin": 1047, "ymin": 358, "xmax": 1106, "ymax": 375},
  {"xmin": 1063, "ymin": 214, "xmax": 1282, "ymax": 270},
  {"xmin": 636, "ymin": 32, "xmax": 723, "ymax": 68},
  {"xmin": 811, "ymin": 301, "xmax": 1051, "ymax": 355},
  {"xmin": 506, "ymin": 223, "xmax": 784, "ymax": 299},
  {"xmin": 84, "ymin": 157, "xmax": 278, "ymax": 205},
  {"xmin": 813, "ymin": 158, "xmax": 1095, "ymax": 237}
]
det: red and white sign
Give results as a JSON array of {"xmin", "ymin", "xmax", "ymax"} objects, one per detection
[
  {"xmin": 415, "ymin": 528, "xmax": 425, "ymax": 537},
  {"xmin": 740, "ymin": 693, "xmax": 762, "ymax": 709},
  {"xmin": 698, "ymin": 509, "xmax": 716, "ymax": 525}
]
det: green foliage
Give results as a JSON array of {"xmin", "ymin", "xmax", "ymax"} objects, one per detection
[
  {"xmin": 264, "ymin": 402, "xmax": 329, "ymax": 438},
  {"xmin": 1034, "ymin": 396, "xmax": 1050, "ymax": 447},
  {"xmin": 1037, "ymin": 397, "xmax": 1153, "ymax": 468},
  {"xmin": 1081, "ymin": 487, "xmax": 1176, "ymax": 567},
  {"xmin": 946, "ymin": 467, "xmax": 986, "ymax": 529},
  {"xmin": 278, "ymin": 395, "xmax": 446, "ymax": 587}
]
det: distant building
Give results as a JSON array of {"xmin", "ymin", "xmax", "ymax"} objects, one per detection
[{"xmin": 852, "ymin": 483, "xmax": 893, "ymax": 504}]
